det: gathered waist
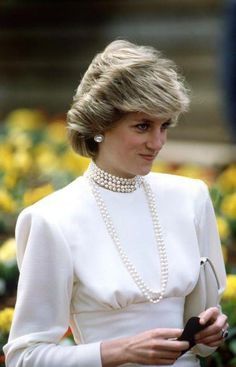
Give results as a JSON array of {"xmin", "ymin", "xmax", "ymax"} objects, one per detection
[
  {"xmin": 70, "ymin": 297, "xmax": 200, "ymax": 367},
  {"xmin": 71, "ymin": 296, "xmax": 185, "ymax": 344}
]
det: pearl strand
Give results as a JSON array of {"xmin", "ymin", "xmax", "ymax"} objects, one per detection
[
  {"xmin": 88, "ymin": 177, "xmax": 169, "ymax": 304},
  {"xmin": 86, "ymin": 161, "xmax": 143, "ymax": 193}
]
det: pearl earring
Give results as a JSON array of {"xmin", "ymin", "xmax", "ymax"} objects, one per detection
[{"xmin": 94, "ymin": 134, "xmax": 104, "ymax": 143}]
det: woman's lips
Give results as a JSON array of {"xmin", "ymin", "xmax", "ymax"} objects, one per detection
[{"xmin": 139, "ymin": 154, "xmax": 156, "ymax": 161}]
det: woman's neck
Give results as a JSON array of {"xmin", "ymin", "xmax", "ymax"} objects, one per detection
[{"xmin": 93, "ymin": 160, "xmax": 135, "ymax": 179}]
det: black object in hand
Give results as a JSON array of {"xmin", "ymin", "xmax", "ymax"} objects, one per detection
[{"xmin": 178, "ymin": 316, "xmax": 210, "ymax": 355}]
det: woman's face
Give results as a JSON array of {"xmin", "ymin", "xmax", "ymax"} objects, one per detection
[{"xmin": 95, "ymin": 112, "xmax": 171, "ymax": 178}]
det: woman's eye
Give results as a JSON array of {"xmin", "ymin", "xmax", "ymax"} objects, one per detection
[
  {"xmin": 136, "ymin": 123, "xmax": 150, "ymax": 131},
  {"xmin": 161, "ymin": 121, "xmax": 171, "ymax": 130}
]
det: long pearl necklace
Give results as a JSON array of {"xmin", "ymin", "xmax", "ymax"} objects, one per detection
[{"xmin": 86, "ymin": 163, "xmax": 168, "ymax": 304}]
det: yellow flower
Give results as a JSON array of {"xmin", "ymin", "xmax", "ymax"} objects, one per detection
[
  {"xmin": 223, "ymin": 274, "xmax": 236, "ymax": 301},
  {"xmin": 0, "ymin": 238, "xmax": 16, "ymax": 262},
  {"xmin": 13, "ymin": 150, "xmax": 33, "ymax": 174},
  {"xmin": 221, "ymin": 193, "xmax": 236, "ymax": 220},
  {"xmin": 0, "ymin": 145, "xmax": 14, "ymax": 171},
  {"xmin": 61, "ymin": 150, "xmax": 90, "ymax": 175},
  {"xmin": 174, "ymin": 165, "xmax": 213, "ymax": 185},
  {"xmin": 34, "ymin": 142, "xmax": 52, "ymax": 156},
  {"xmin": 217, "ymin": 165, "xmax": 236, "ymax": 193},
  {"xmin": 37, "ymin": 152, "xmax": 59, "ymax": 173},
  {"xmin": 0, "ymin": 308, "xmax": 14, "ymax": 334},
  {"xmin": 0, "ymin": 189, "xmax": 16, "ymax": 213},
  {"xmin": 6, "ymin": 108, "xmax": 46, "ymax": 131},
  {"xmin": 46, "ymin": 120, "xmax": 66, "ymax": 143},
  {"xmin": 6, "ymin": 131, "xmax": 33, "ymax": 151},
  {"xmin": 3, "ymin": 171, "xmax": 19, "ymax": 190},
  {"xmin": 23, "ymin": 184, "xmax": 54, "ymax": 207},
  {"xmin": 151, "ymin": 161, "xmax": 172, "ymax": 173},
  {"xmin": 34, "ymin": 143, "xmax": 59, "ymax": 173},
  {"xmin": 216, "ymin": 216, "xmax": 230, "ymax": 241}
]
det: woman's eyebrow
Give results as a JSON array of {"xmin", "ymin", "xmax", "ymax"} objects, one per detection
[{"xmin": 139, "ymin": 116, "xmax": 155, "ymax": 122}]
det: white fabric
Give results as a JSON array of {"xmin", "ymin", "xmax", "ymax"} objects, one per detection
[{"xmin": 3, "ymin": 172, "xmax": 226, "ymax": 367}]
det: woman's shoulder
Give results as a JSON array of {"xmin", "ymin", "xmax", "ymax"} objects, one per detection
[
  {"xmin": 146, "ymin": 171, "xmax": 208, "ymax": 197},
  {"xmin": 18, "ymin": 176, "xmax": 87, "ymax": 223}
]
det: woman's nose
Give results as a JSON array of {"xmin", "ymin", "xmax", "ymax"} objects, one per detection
[{"xmin": 146, "ymin": 130, "xmax": 166, "ymax": 151}]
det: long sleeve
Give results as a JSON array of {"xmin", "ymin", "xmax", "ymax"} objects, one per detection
[
  {"xmin": 3, "ymin": 208, "xmax": 102, "ymax": 367},
  {"xmin": 192, "ymin": 181, "xmax": 227, "ymax": 357}
]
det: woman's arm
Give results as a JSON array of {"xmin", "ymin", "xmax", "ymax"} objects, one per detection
[
  {"xmin": 193, "ymin": 181, "xmax": 228, "ymax": 356},
  {"xmin": 3, "ymin": 209, "xmax": 102, "ymax": 367}
]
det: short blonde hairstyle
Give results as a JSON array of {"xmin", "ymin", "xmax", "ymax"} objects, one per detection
[{"xmin": 67, "ymin": 40, "xmax": 190, "ymax": 158}]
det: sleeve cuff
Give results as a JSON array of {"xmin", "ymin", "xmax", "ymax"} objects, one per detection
[
  {"xmin": 72, "ymin": 341, "xmax": 102, "ymax": 367},
  {"xmin": 192, "ymin": 344, "xmax": 217, "ymax": 357}
]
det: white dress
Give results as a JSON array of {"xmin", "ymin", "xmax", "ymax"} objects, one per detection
[{"xmin": 3, "ymin": 172, "xmax": 226, "ymax": 367}]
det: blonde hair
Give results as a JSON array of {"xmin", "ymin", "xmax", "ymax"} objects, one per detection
[{"xmin": 67, "ymin": 40, "xmax": 190, "ymax": 158}]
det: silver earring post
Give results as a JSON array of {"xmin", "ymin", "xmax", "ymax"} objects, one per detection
[{"xmin": 94, "ymin": 134, "xmax": 104, "ymax": 143}]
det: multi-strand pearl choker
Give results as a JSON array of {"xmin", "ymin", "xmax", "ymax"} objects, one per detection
[
  {"xmin": 86, "ymin": 161, "xmax": 143, "ymax": 193},
  {"xmin": 85, "ymin": 161, "xmax": 169, "ymax": 304}
]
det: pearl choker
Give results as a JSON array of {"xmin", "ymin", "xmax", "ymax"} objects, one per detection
[
  {"xmin": 86, "ymin": 161, "xmax": 143, "ymax": 193},
  {"xmin": 85, "ymin": 162, "xmax": 169, "ymax": 304}
]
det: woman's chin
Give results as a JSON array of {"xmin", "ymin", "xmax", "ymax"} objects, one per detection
[{"xmin": 137, "ymin": 166, "xmax": 153, "ymax": 176}]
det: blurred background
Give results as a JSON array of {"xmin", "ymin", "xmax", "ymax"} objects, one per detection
[
  {"xmin": 0, "ymin": 1, "xmax": 236, "ymax": 366},
  {"xmin": 1, "ymin": 0, "xmax": 236, "ymax": 160}
]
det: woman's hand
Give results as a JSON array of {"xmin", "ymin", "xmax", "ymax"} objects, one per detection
[
  {"xmin": 101, "ymin": 328, "xmax": 189, "ymax": 367},
  {"xmin": 195, "ymin": 307, "xmax": 229, "ymax": 347}
]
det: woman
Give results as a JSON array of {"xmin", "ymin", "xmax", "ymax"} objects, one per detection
[{"xmin": 4, "ymin": 40, "xmax": 228, "ymax": 367}]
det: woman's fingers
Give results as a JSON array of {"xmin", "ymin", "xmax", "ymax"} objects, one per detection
[
  {"xmin": 195, "ymin": 308, "xmax": 229, "ymax": 346},
  {"xmin": 156, "ymin": 339, "xmax": 189, "ymax": 352},
  {"xmin": 197, "ymin": 314, "xmax": 227, "ymax": 337},
  {"xmin": 135, "ymin": 340, "xmax": 187, "ymax": 365},
  {"xmin": 153, "ymin": 328, "xmax": 183, "ymax": 339},
  {"xmin": 150, "ymin": 349, "xmax": 181, "ymax": 359},
  {"xmin": 199, "ymin": 306, "xmax": 220, "ymax": 324},
  {"xmin": 150, "ymin": 328, "xmax": 190, "ymax": 351},
  {"xmin": 126, "ymin": 328, "xmax": 190, "ymax": 365}
]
